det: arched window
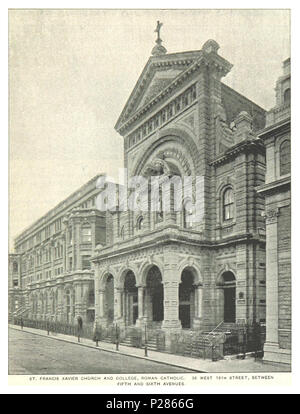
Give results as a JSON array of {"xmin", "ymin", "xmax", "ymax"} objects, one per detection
[
  {"xmin": 155, "ymin": 186, "xmax": 164, "ymax": 223},
  {"xmin": 284, "ymin": 88, "xmax": 291, "ymax": 104},
  {"xmin": 223, "ymin": 188, "xmax": 234, "ymax": 221},
  {"xmin": 183, "ymin": 199, "xmax": 193, "ymax": 229},
  {"xmin": 137, "ymin": 216, "xmax": 144, "ymax": 231},
  {"xmin": 280, "ymin": 140, "xmax": 291, "ymax": 176}
]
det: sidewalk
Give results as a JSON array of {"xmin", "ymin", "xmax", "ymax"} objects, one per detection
[{"xmin": 9, "ymin": 324, "xmax": 290, "ymax": 373}]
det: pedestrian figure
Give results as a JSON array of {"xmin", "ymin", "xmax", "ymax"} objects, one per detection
[
  {"xmin": 77, "ymin": 316, "xmax": 83, "ymax": 342},
  {"xmin": 93, "ymin": 322, "xmax": 101, "ymax": 347},
  {"xmin": 20, "ymin": 317, "xmax": 23, "ymax": 330}
]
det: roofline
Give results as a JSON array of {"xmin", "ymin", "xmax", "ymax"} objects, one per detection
[
  {"xmin": 116, "ymin": 51, "xmax": 233, "ymax": 134},
  {"xmin": 14, "ymin": 173, "xmax": 106, "ymax": 244},
  {"xmin": 221, "ymin": 82, "xmax": 266, "ymax": 114},
  {"xmin": 114, "ymin": 50, "xmax": 206, "ymax": 131}
]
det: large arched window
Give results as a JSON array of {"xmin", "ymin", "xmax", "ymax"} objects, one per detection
[
  {"xmin": 223, "ymin": 188, "xmax": 234, "ymax": 221},
  {"xmin": 183, "ymin": 199, "xmax": 193, "ymax": 229},
  {"xmin": 280, "ymin": 140, "xmax": 291, "ymax": 176}
]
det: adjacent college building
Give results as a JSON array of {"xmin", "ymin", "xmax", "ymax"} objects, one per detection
[
  {"xmin": 9, "ymin": 175, "xmax": 107, "ymax": 324},
  {"xmin": 9, "ymin": 31, "xmax": 291, "ymax": 365}
]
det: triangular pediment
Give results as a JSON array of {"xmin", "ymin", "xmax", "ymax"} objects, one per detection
[{"xmin": 115, "ymin": 50, "xmax": 203, "ymax": 131}]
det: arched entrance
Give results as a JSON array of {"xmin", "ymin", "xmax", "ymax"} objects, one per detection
[
  {"xmin": 104, "ymin": 274, "xmax": 114, "ymax": 324},
  {"xmin": 220, "ymin": 271, "xmax": 236, "ymax": 323},
  {"xmin": 145, "ymin": 266, "xmax": 164, "ymax": 327},
  {"xmin": 124, "ymin": 271, "xmax": 138, "ymax": 326},
  {"xmin": 179, "ymin": 269, "xmax": 196, "ymax": 329}
]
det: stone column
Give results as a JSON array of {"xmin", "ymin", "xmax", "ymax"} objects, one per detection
[
  {"xmin": 215, "ymin": 287, "xmax": 224, "ymax": 325},
  {"xmin": 74, "ymin": 282, "xmax": 82, "ymax": 320},
  {"xmin": 264, "ymin": 208, "xmax": 280, "ymax": 361},
  {"xmin": 114, "ymin": 288, "xmax": 124, "ymax": 325},
  {"xmin": 98, "ymin": 290, "xmax": 106, "ymax": 320},
  {"xmin": 62, "ymin": 234, "xmax": 66, "ymax": 273},
  {"xmin": 161, "ymin": 258, "xmax": 181, "ymax": 330},
  {"xmin": 76, "ymin": 222, "xmax": 81, "ymax": 270},
  {"xmin": 192, "ymin": 284, "xmax": 203, "ymax": 330},
  {"xmin": 135, "ymin": 285, "xmax": 145, "ymax": 327},
  {"xmin": 72, "ymin": 222, "xmax": 76, "ymax": 271},
  {"xmin": 56, "ymin": 285, "xmax": 64, "ymax": 322}
]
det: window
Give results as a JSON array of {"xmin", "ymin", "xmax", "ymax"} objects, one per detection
[
  {"xmin": 82, "ymin": 227, "xmax": 92, "ymax": 243},
  {"xmin": 13, "ymin": 280, "xmax": 18, "ymax": 287},
  {"xmin": 55, "ymin": 218, "xmax": 62, "ymax": 232},
  {"xmin": 45, "ymin": 225, "xmax": 51, "ymax": 238},
  {"xmin": 223, "ymin": 188, "xmax": 234, "ymax": 221},
  {"xmin": 120, "ymin": 226, "xmax": 125, "ymax": 240},
  {"xmin": 36, "ymin": 232, "xmax": 41, "ymax": 244},
  {"xmin": 82, "ymin": 255, "xmax": 91, "ymax": 270},
  {"xmin": 284, "ymin": 88, "xmax": 291, "ymax": 104},
  {"xmin": 183, "ymin": 200, "xmax": 193, "ymax": 229},
  {"xmin": 137, "ymin": 216, "xmax": 144, "ymax": 231},
  {"xmin": 13, "ymin": 262, "xmax": 18, "ymax": 273},
  {"xmin": 280, "ymin": 140, "xmax": 291, "ymax": 176},
  {"xmin": 155, "ymin": 186, "xmax": 164, "ymax": 223},
  {"xmin": 69, "ymin": 228, "xmax": 73, "ymax": 245}
]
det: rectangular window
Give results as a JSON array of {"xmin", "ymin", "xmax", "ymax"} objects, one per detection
[
  {"xmin": 82, "ymin": 255, "xmax": 91, "ymax": 270},
  {"xmin": 55, "ymin": 218, "xmax": 62, "ymax": 232},
  {"xmin": 82, "ymin": 227, "xmax": 92, "ymax": 243}
]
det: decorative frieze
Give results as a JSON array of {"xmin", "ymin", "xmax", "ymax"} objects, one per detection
[{"xmin": 126, "ymin": 84, "xmax": 197, "ymax": 150}]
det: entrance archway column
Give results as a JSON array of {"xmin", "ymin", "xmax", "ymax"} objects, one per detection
[
  {"xmin": 161, "ymin": 259, "xmax": 181, "ymax": 330},
  {"xmin": 193, "ymin": 284, "xmax": 203, "ymax": 329},
  {"xmin": 98, "ymin": 290, "xmax": 105, "ymax": 319},
  {"xmin": 135, "ymin": 285, "xmax": 145, "ymax": 327},
  {"xmin": 216, "ymin": 286, "xmax": 224, "ymax": 325},
  {"xmin": 114, "ymin": 287, "xmax": 124, "ymax": 324}
]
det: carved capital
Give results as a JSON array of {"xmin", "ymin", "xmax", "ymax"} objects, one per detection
[{"xmin": 264, "ymin": 208, "xmax": 280, "ymax": 224}]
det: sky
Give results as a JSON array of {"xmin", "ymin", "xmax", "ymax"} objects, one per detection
[{"xmin": 9, "ymin": 9, "xmax": 290, "ymax": 251}]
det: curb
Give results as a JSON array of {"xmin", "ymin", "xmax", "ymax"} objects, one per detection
[{"xmin": 9, "ymin": 325, "xmax": 205, "ymax": 373}]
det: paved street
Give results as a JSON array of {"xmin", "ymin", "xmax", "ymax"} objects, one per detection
[{"xmin": 8, "ymin": 328, "xmax": 193, "ymax": 375}]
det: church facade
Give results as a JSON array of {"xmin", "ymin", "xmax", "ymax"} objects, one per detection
[{"xmin": 92, "ymin": 35, "xmax": 267, "ymax": 344}]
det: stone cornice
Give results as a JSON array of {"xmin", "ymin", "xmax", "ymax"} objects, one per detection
[
  {"xmin": 92, "ymin": 227, "xmax": 264, "ymax": 263},
  {"xmin": 27, "ymin": 270, "xmax": 94, "ymax": 291},
  {"xmin": 257, "ymin": 117, "xmax": 290, "ymax": 139},
  {"xmin": 210, "ymin": 139, "xmax": 265, "ymax": 166},
  {"xmin": 256, "ymin": 175, "xmax": 291, "ymax": 195}
]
